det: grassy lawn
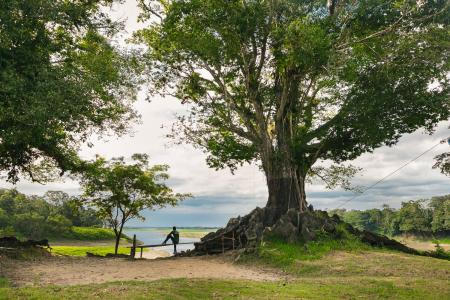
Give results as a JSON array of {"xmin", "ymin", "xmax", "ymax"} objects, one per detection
[
  {"xmin": 0, "ymin": 276, "xmax": 447, "ymax": 300},
  {"xmin": 2, "ymin": 245, "xmax": 448, "ymax": 299},
  {"xmin": 51, "ymin": 245, "xmax": 133, "ymax": 257}
]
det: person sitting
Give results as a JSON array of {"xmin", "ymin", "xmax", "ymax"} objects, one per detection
[{"xmin": 162, "ymin": 226, "xmax": 179, "ymax": 254}]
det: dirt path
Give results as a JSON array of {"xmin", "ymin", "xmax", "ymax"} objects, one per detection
[
  {"xmin": 2, "ymin": 255, "xmax": 282, "ymax": 287},
  {"xmin": 398, "ymin": 239, "xmax": 450, "ymax": 251}
]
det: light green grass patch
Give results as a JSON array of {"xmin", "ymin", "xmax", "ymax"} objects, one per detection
[
  {"xmin": 51, "ymin": 246, "xmax": 132, "ymax": 257},
  {"xmin": 48, "ymin": 226, "xmax": 132, "ymax": 243},
  {"xmin": 60, "ymin": 227, "xmax": 132, "ymax": 241},
  {"xmin": 433, "ymin": 237, "xmax": 450, "ymax": 244}
]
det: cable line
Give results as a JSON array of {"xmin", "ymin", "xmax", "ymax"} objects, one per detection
[{"xmin": 334, "ymin": 138, "xmax": 448, "ymax": 209}]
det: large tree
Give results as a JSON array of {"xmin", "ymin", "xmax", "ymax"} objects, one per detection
[
  {"xmin": 79, "ymin": 154, "xmax": 187, "ymax": 254},
  {"xmin": 434, "ymin": 135, "xmax": 450, "ymax": 176},
  {"xmin": 135, "ymin": 0, "xmax": 450, "ymax": 219},
  {"xmin": 0, "ymin": 0, "xmax": 138, "ymax": 183}
]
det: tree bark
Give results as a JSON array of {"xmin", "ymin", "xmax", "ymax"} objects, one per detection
[
  {"xmin": 114, "ymin": 222, "xmax": 124, "ymax": 255},
  {"xmin": 262, "ymin": 147, "xmax": 308, "ymax": 220}
]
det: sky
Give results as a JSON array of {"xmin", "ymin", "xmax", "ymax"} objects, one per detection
[{"xmin": 1, "ymin": 1, "xmax": 449, "ymax": 227}]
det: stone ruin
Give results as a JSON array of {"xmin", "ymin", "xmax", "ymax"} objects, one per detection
[{"xmin": 184, "ymin": 207, "xmax": 420, "ymax": 256}]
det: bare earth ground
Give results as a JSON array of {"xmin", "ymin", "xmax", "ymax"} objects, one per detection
[
  {"xmin": 397, "ymin": 238, "xmax": 450, "ymax": 251},
  {"xmin": 1, "ymin": 255, "xmax": 282, "ymax": 287}
]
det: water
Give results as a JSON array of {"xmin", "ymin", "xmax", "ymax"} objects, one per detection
[{"xmin": 122, "ymin": 228, "xmax": 203, "ymax": 255}]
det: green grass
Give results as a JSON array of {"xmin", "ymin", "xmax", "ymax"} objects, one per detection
[
  {"xmin": 240, "ymin": 224, "xmax": 371, "ymax": 271},
  {"xmin": 2, "ymin": 225, "xmax": 449, "ymax": 299},
  {"xmin": 432, "ymin": 237, "xmax": 450, "ymax": 244},
  {"xmin": 58, "ymin": 227, "xmax": 128, "ymax": 241},
  {"xmin": 2, "ymin": 226, "xmax": 131, "ymax": 242},
  {"xmin": 2, "ymin": 244, "xmax": 449, "ymax": 299},
  {"xmin": 0, "ymin": 278, "xmax": 9, "ymax": 289},
  {"xmin": 255, "ymin": 235, "xmax": 370, "ymax": 267},
  {"xmin": 48, "ymin": 226, "xmax": 132, "ymax": 242},
  {"xmin": 51, "ymin": 246, "xmax": 132, "ymax": 257},
  {"xmin": 0, "ymin": 277, "xmax": 448, "ymax": 300}
]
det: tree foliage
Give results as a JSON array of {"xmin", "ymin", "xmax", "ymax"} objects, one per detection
[
  {"xmin": 79, "ymin": 154, "xmax": 188, "ymax": 254},
  {"xmin": 329, "ymin": 195, "xmax": 450, "ymax": 236},
  {"xmin": 135, "ymin": 0, "xmax": 450, "ymax": 213},
  {"xmin": 433, "ymin": 136, "xmax": 450, "ymax": 176},
  {"xmin": 0, "ymin": 0, "xmax": 139, "ymax": 183},
  {"xmin": 0, "ymin": 189, "xmax": 103, "ymax": 239}
]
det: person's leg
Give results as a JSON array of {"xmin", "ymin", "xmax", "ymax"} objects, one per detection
[
  {"xmin": 169, "ymin": 237, "xmax": 177, "ymax": 254},
  {"xmin": 162, "ymin": 235, "xmax": 170, "ymax": 244}
]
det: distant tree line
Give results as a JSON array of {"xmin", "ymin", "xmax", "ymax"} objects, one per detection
[
  {"xmin": 328, "ymin": 195, "xmax": 450, "ymax": 237},
  {"xmin": 0, "ymin": 189, "xmax": 102, "ymax": 239}
]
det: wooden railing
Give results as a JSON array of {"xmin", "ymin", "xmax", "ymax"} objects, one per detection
[
  {"xmin": 128, "ymin": 230, "xmax": 238, "ymax": 258},
  {"xmin": 127, "ymin": 234, "xmax": 194, "ymax": 258}
]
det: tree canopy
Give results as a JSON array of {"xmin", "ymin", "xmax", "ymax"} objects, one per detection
[
  {"xmin": 135, "ymin": 0, "xmax": 450, "ymax": 216},
  {"xmin": 434, "ymin": 136, "xmax": 450, "ymax": 176},
  {"xmin": 329, "ymin": 195, "xmax": 450, "ymax": 236},
  {"xmin": 79, "ymin": 154, "xmax": 188, "ymax": 254},
  {"xmin": 0, "ymin": 0, "xmax": 139, "ymax": 183},
  {"xmin": 0, "ymin": 189, "xmax": 103, "ymax": 239}
]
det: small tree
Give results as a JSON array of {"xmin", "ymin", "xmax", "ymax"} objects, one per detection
[{"xmin": 79, "ymin": 154, "xmax": 188, "ymax": 254}]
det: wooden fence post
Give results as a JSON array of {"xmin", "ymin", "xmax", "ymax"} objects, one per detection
[{"xmin": 130, "ymin": 234, "xmax": 136, "ymax": 259}]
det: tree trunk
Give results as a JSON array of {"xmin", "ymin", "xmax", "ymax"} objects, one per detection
[
  {"xmin": 259, "ymin": 99, "xmax": 309, "ymax": 221},
  {"xmin": 114, "ymin": 224, "xmax": 124, "ymax": 255},
  {"xmin": 263, "ymin": 154, "xmax": 308, "ymax": 220}
]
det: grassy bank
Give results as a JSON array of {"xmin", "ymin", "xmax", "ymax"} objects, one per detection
[
  {"xmin": 48, "ymin": 227, "xmax": 135, "ymax": 257},
  {"xmin": 245, "ymin": 235, "xmax": 371, "ymax": 269},
  {"xmin": 51, "ymin": 246, "xmax": 132, "ymax": 257},
  {"xmin": 49, "ymin": 227, "xmax": 132, "ymax": 242}
]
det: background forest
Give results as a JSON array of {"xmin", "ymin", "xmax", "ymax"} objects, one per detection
[
  {"xmin": 1, "ymin": 187, "xmax": 448, "ymax": 240},
  {"xmin": 329, "ymin": 195, "xmax": 450, "ymax": 237},
  {"xmin": 0, "ymin": 189, "xmax": 105, "ymax": 240}
]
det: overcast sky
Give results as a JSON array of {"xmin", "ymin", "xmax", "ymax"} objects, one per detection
[{"xmin": 1, "ymin": 1, "xmax": 449, "ymax": 227}]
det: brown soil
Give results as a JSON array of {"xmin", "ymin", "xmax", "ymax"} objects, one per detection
[
  {"xmin": 1, "ymin": 255, "xmax": 282, "ymax": 287},
  {"xmin": 397, "ymin": 239, "xmax": 450, "ymax": 251}
]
